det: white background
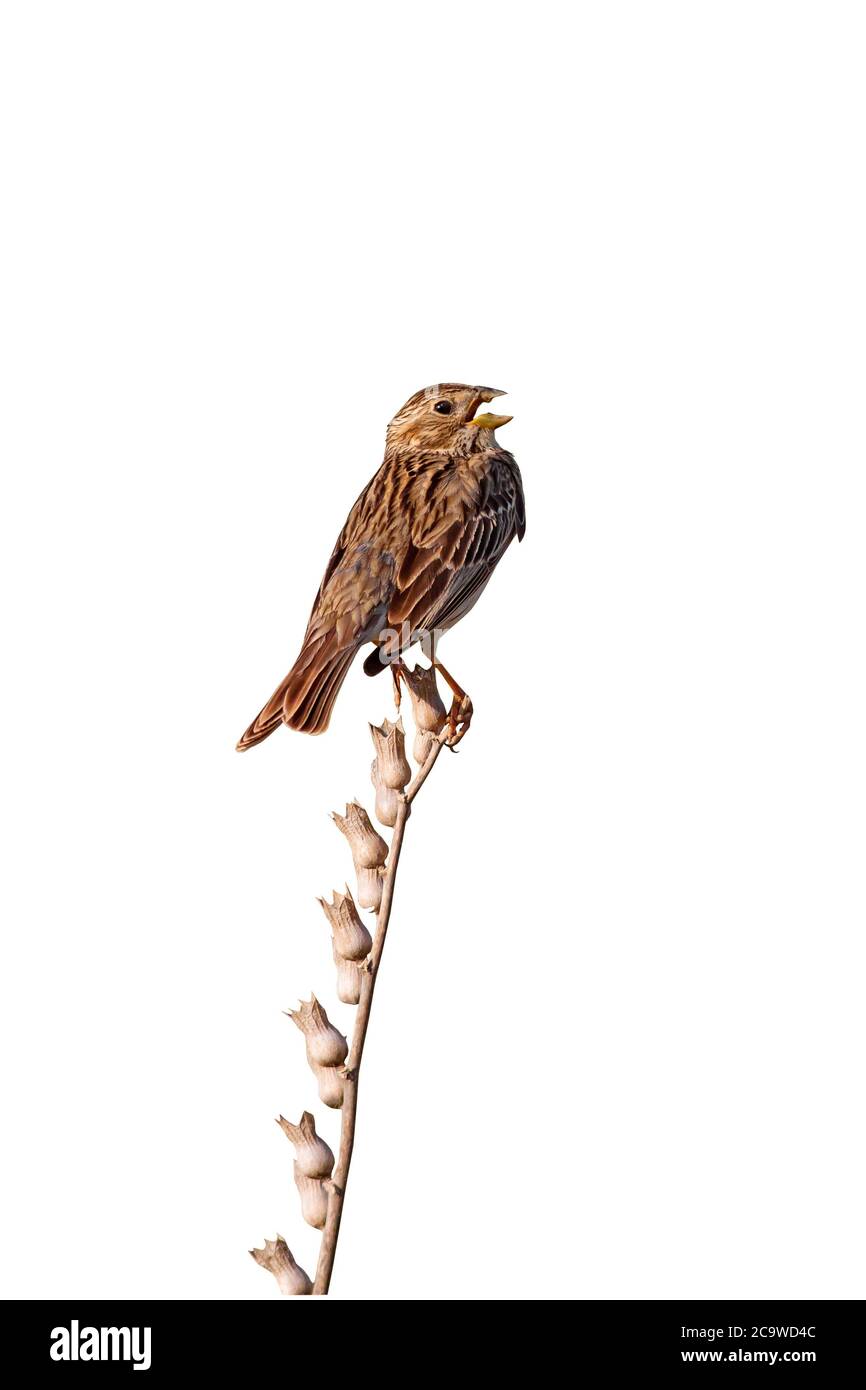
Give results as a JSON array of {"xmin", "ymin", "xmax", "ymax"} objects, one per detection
[{"xmin": 1, "ymin": 2, "xmax": 864, "ymax": 1301}]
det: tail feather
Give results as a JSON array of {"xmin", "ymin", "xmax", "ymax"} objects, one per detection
[
  {"xmin": 236, "ymin": 636, "xmax": 359, "ymax": 750},
  {"xmin": 294, "ymin": 647, "xmax": 356, "ymax": 734},
  {"xmin": 235, "ymin": 675, "xmax": 293, "ymax": 751}
]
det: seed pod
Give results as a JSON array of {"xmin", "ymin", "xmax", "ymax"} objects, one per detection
[
  {"xmin": 403, "ymin": 663, "xmax": 447, "ymax": 733},
  {"xmin": 332, "ymin": 801, "xmax": 388, "ymax": 870},
  {"xmin": 355, "ymin": 865, "xmax": 383, "ymax": 912},
  {"xmin": 249, "ymin": 1236, "xmax": 312, "ymax": 1296},
  {"xmin": 313, "ymin": 1060, "xmax": 345, "ymax": 1109},
  {"xmin": 286, "ymin": 995, "xmax": 348, "ymax": 1068},
  {"xmin": 369, "ymin": 718, "xmax": 411, "ymax": 790},
  {"xmin": 371, "ymin": 761, "xmax": 399, "ymax": 827},
  {"xmin": 276, "ymin": 1110, "xmax": 334, "ymax": 1178},
  {"xmin": 294, "ymin": 1162, "xmax": 329, "ymax": 1230},
  {"xmin": 413, "ymin": 729, "xmax": 436, "ymax": 765},
  {"xmin": 318, "ymin": 887, "xmax": 372, "ymax": 962},
  {"xmin": 333, "ymin": 940, "xmax": 362, "ymax": 1004}
]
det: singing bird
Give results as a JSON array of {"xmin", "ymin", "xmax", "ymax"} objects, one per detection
[{"xmin": 236, "ymin": 384, "xmax": 525, "ymax": 750}]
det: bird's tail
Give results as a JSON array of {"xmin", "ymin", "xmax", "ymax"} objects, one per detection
[{"xmin": 236, "ymin": 634, "xmax": 358, "ymax": 749}]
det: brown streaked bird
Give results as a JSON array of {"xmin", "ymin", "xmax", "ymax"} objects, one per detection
[{"xmin": 236, "ymin": 383, "xmax": 526, "ymax": 750}]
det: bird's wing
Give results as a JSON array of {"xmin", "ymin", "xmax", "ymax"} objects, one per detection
[
  {"xmin": 257, "ymin": 492, "xmax": 396, "ymax": 737},
  {"xmin": 303, "ymin": 464, "xmax": 399, "ymax": 643},
  {"xmin": 387, "ymin": 451, "xmax": 526, "ymax": 637},
  {"xmin": 305, "ymin": 539, "xmax": 395, "ymax": 648}
]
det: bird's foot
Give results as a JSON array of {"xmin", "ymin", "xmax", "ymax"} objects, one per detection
[
  {"xmin": 445, "ymin": 692, "xmax": 473, "ymax": 748},
  {"xmin": 433, "ymin": 657, "xmax": 473, "ymax": 748}
]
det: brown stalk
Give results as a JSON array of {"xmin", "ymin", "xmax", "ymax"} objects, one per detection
[{"xmin": 312, "ymin": 727, "xmax": 448, "ymax": 1294}]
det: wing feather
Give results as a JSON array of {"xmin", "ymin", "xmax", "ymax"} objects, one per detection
[{"xmin": 387, "ymin": 450, "xmax": 525, "ymax": 641}]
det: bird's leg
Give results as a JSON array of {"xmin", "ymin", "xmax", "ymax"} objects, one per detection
[
  {"xmin": 390, "ymin": 658, "xmax": 408, "ymax": 712},
  {"xmin": 433, "ymin": 658, "xmax": 473, "ymax": 747}
]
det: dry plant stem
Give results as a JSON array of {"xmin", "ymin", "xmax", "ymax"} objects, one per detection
[{"xmin": 313, "ymin": 729, "xmax": 448, "ymax": 1294}]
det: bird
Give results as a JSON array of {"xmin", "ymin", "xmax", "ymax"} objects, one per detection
[{"xmin": 236, "ymin": 383, "xmax": 526, "ymax": 750}]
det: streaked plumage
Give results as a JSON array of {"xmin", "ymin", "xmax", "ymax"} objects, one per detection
[{"xmin": 237, "ymin": 383, "xmax": 525, "ymax": 749}]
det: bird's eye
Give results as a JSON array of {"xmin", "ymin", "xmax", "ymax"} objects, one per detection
[{"xmin": 434, "ymin": 400, "xmax": 453, "ymax": 415}]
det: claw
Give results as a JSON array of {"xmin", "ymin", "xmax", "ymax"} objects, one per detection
[
  {"xmin": 444, "ymin": 692, "xmax": 473, "ymax": 748},
  {"xmin": 432, "ymin": 658, "xmax": 473, "ymax": 747}
]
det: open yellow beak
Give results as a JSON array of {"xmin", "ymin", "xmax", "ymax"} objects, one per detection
[{"xmin": 469, "ymin": 412, "xmax": 513, "ymax": 430}]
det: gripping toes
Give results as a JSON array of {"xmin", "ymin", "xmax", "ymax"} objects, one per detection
[{"xmin": 445, "ymin": 693, "xmax": 473, "ymax": 748}]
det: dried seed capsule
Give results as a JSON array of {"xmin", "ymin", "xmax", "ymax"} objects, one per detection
[
  {"xmin": 313, "ymin": 1060, "xmax": 345, "ymax": 1109},
  {"xmin": 318, "ymin": 888, "xmax": 372, "ymax": 962},
  {"xmin": 294, "ymin": 1162, "xmax": 329, "ymax": 1230},
  {"xmin": 413, "ymin": 729, "xmax": 436, "ymax": 765},
  {"xmin": 371, "ymin": 761, "xmax": 399, "ymax": 827},
  {"xmin": 333, "ymin": 940, "xmax": 362, "ymax": 1004},
  {"xmin": 355, "ymin": 865, "xmax": 383, "ymax": 912},
  {"xmin": 369, "ymin": 718, "xmax": 411, "ymax": 790},
  {"xmin": 403, "ymin": 663, "xmax": 447, "ymax": 733},
  {"xmin": 286, "ymin": 995, "xmax": 348, "ymax": 1068},
  {"xmin": 332, "ymin": 801, "xmax": 388, "ymax": 870},
  {"xmin": 249, "ymin": 1236, "xmax": 312, "ymax": 1295},
  {"xmin": 276, "ymin": 1110, "xmax": 334, "ymax": 1178}
]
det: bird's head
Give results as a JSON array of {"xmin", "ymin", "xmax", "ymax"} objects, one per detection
[{"xmin": 385, "ymin": 384, "xmax": 512, "ymax": 455}]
